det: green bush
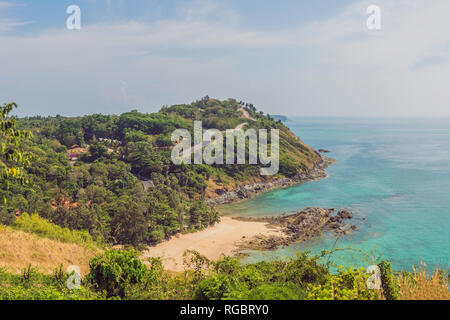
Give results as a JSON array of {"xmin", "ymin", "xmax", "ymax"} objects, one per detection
[
  {"xmin": 213, "ymin": 256, "xmax": 240, "ymax": 275},
  {"xmin": 307, "ymin": 267, "xmax": 379, "ymax": 300},
  {"xmin": 0, "ymin": 267, "xmax": 104, "ymax": 300},
  {"xmin": 0, "ymin": 285, "xmax": 103, "ymax": 300},
  {"xmin": 194, "ymin": 274, "xmax": 243, "ymax": 300},
  {"xmin": 148, "ymin": 225, "xmax": 165, "ymax": 243},
  {"xmin": 86, "ymin": 249, "xmax": 148, "ymax": 297},
  {"xmin": 282, "ymin": 252, "xmax": 329, "ymax": 287},
  {"xmin": 378, "ymin": 260, "xmax": 400, "ymax": 300},
  {"xmin": 227, "ymin": 283, "xmax": 307, "ymax": 300},
  {"xmin": 237, "ymin": 265, "xmax": 265, "ymax": 289}
]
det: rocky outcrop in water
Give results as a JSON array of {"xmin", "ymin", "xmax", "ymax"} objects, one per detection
[
  {"xmin": 235, "ymin": 207, "xmax": 357, "ymax": 251},
  {"xmin": 206, "ymin": 156, "xmax": 335, "ymax": 206}
]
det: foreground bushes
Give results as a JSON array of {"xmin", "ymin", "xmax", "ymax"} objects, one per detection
[
  {"xmin": 86, "ymin": 249, "xmax": 148, "ymax": 297},
  {"xmin": 0, "ymin": 266, "xmax": 104, "ymax": 300},
  {"xmin": 0, "ymin": 250, "xmax": 448, "ymax": 300},
  {"xmin": 1, "ymin": 285, "xmax": 102, "ymax": 300},
  {"xmin": 306, "ymin": 267, "xmax": 379, "ymax": 300}
]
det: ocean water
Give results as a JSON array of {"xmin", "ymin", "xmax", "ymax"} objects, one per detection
[{"xmin": 219, "ymin": 118, "xmax": 450, "ymax": 271}]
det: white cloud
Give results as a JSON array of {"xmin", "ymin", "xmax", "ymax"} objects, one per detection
[
  {"xmin": 1, "ymin": 0, "xmax": 450, "ymax": 117},
  {"xmin": 0, "ymin": 19, "xmax": 29, "ymax": 33},
  {"xmin": 0, "ymin": 1, "xmax": 30, "ymax": 33},
  {"xmin": 283, "ymin": 0, "xmax": 450, "ymax": 117}
]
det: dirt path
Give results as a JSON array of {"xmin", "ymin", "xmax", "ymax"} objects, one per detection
[{"xmin": 239, "ymin": 107, "xmax": 256, "ymax": 121}]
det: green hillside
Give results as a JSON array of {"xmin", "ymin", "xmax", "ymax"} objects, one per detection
[{"xmin": 1, "ymin": 97, "xmax": 320, "ymax": 248}]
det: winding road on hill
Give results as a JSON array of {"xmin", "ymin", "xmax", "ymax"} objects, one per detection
[
  {"xmin": 181, "ymin": 108, "xmax": 254, "ymax": 160},
  {"xmin": 181, "ymin": 122, "xmax": 248, "ymax": 159},
  {"xmin": 238, "ymin": 107, "xmax": 256, "ymax": 121}
]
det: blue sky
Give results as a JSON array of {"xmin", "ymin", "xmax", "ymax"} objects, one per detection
[
  {"xmin": 6, "ymin": 1, "xmax": 356, "ymax": 33},
  {"xmin": 1, "ymin": 0, "xmax": 450, "ymax": 117}
]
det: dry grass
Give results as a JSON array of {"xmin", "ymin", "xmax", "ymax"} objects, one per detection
[
  {"xmin": 398, "ymin": 264, "xmax": 449, "ymax": 300},
  {"xmin": 0, "ymin": 226, "xmax": 100, "ymax": 276}
]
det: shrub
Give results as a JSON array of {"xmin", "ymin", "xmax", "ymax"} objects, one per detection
[
  {"xmin": 307, "ymin": 267, "xmax": 379, "ymax": 300},
  {"xmin": 148, "ymin": 226, "xmax": 165, "ymax": 243},
  {"xmin": 237, "ymin": 265, "xmax": 265, "ymax": 289},
  {"xmin": 213, "ymin": 256, "xmax": 240, "ymax": 275},
  {"xmin": 228, "ymin": 283, "xmax": 307, "ymax": 300},
  {"xmin": 194, "ymin": 274, "xmax": 242, "ymax": 300},
  {"xmin": 0, "ymin": 267, "xmax": 104, "ymax": 300},
  {"xmin": 122, "ymin": 258, "xmax": 170, "ymax": 300},
  {"xmin": 0, "ymin": 208, "xmax": 15, "ymax": 225},
  {"xmin": 0, "ymin": 285, "xmax": 103, "ymax": 300},
  {"xmin": 378, "ymin": 260, "xmax": 400, "ymax": 300},
  {"xmin": 282, "ymin": 253, "xmax": 329, "ymax": 287},
  {"xmin": 86, "ymin": 250, "xmax": 148, "ymax": 297}
]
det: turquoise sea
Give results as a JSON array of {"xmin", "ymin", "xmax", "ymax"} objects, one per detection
[{"xmin": 220, "ymin": 118, "xmax": 450, "ymax": 271}]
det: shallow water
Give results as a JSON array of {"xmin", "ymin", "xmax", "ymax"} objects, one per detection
[{"xmin": 219, "ymin": 118, "xmax": 450, "ymax": 271}]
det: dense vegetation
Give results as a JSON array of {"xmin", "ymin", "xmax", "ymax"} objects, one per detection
[
  {"xmin": 1, "ymin": 249, "xmax": 447, "ymax": 300},
  {"xmin": 0, "ymin": 100, "xmax": 448, "ymax": 301},
  {"xmin": 0, "ymin": 97, "xmax": 319, "ymax": 248},
  {"xmin": 0, "ymin": 103, "xmax": 33, "ymax": 203}
]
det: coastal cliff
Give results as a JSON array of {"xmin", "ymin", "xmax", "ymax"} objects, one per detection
[{"xmin": 206, "ymin": 155, "xmax": 335, "ymax": 206}]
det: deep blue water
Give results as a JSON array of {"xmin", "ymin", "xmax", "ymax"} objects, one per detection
[{"xmin": 220, "ymin": 118, "xmax": 450, "ymax": 271}]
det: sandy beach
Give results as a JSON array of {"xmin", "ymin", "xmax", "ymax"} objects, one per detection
[{"xmin": 142, "ymin": 216, "xmax": 281, "ymax": 272}]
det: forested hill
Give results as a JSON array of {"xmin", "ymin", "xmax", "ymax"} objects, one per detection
[{"xmin": 1, "ymin": 97, "xmax": 320, "ymax": 247}]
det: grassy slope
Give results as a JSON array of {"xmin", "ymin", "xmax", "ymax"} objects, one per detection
[
  {"xmin": 0, "ymin": 226, "xmax": 99, "ymax": 275},
  {"xmin": 0, "ymin": 214, "xmax": 101, "ymax": 275}
]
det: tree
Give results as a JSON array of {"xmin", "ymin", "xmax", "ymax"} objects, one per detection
[
  {"xmin": 86, "ymin": 249, "xmax": 148, "ymax": 298},
  {"xmin": 110, "ymin": 197, "xmax": 149, "ymax": 246},
  {"xmin": 189, "ymin": 200, "xmax": 219, "ymax": 230},
  {"xmin": 89, "ymin": 142, "xmax": 108, "ymax": 161},
  {"xmin": 0, "ymin": 102, "xmax": 33, "ymax": 204}
]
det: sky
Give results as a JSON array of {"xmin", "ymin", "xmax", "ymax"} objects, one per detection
[{"xmin": 1, "ymin": 0, "xmax": 450, "ymax": 117}]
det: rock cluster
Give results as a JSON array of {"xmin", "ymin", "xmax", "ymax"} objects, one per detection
[{"xmin": 236, "ymin": 207, "xmax": 357, "ymax": 251}]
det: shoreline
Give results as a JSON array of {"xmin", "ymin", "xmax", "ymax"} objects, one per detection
[
  {"xmin": 206, "ymin": 155, "xmax": 335, "ymax": 206},
  {"xmin": 142, "ymin": 156, "xmax": 337, "ymax": 272},
  {"xmin": 142, "ymin": 216, "xmax": 283, "ymax": 272},
  {"xmin": 142, "ymin": 207, "xmax": 355, "ymax": 272}
]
